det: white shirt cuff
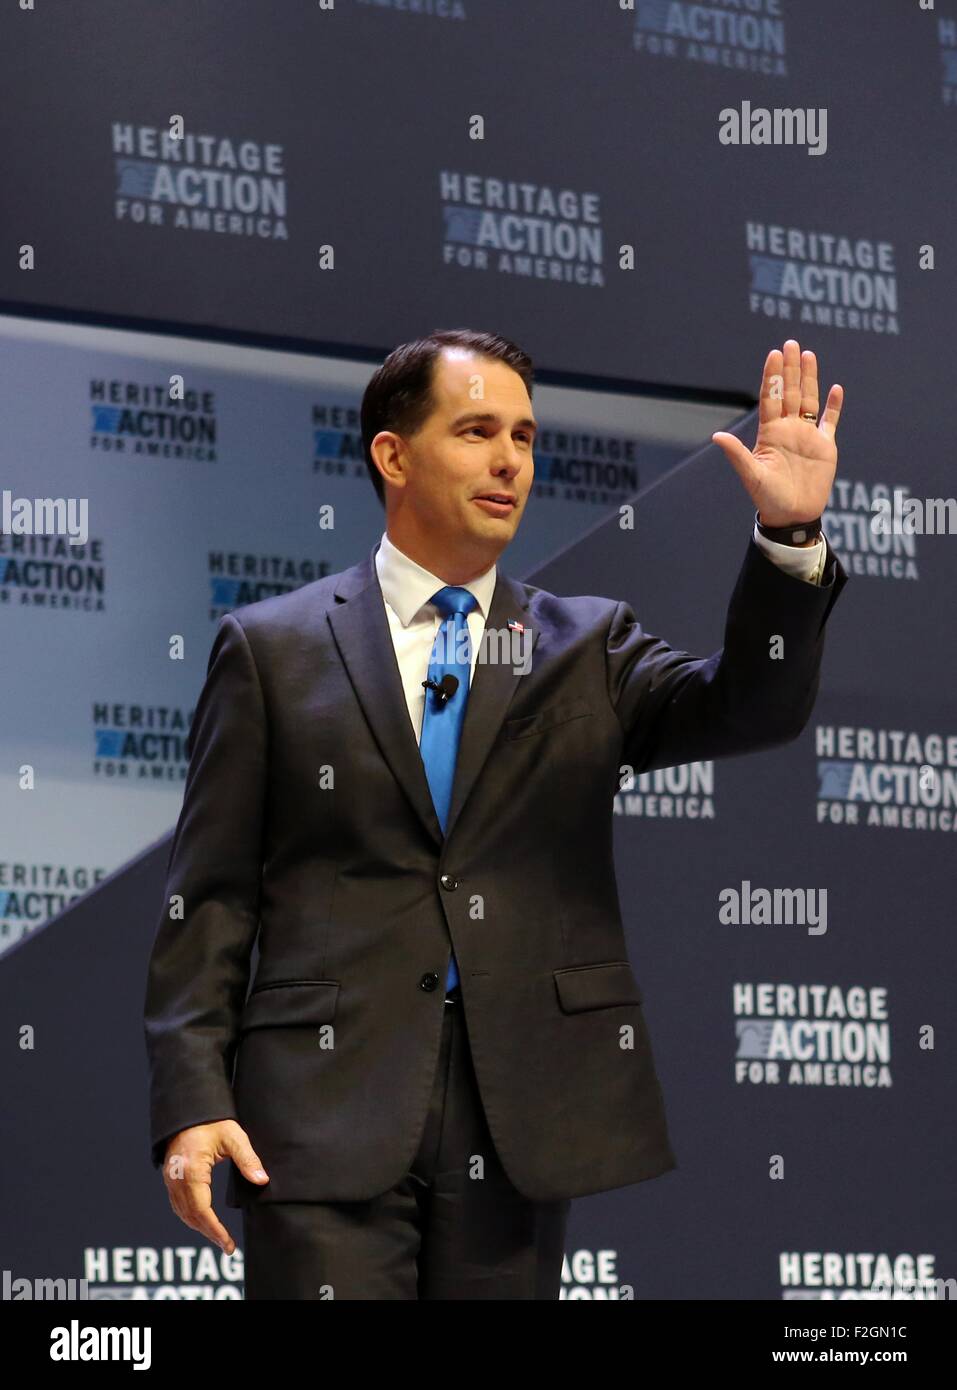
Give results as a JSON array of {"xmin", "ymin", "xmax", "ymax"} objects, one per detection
[{"xmin": 752, "ymin": 521, "xmax": 827, "ymax": 585}]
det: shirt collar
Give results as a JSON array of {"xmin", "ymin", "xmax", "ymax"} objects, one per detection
[{"xmin": 374, "ymin": 529, "xmax": 497, "ymax": 627}]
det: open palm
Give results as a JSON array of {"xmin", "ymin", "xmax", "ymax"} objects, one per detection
[{"xmin": 712, "ymin": 339, "xmax": 844, "ymax": 529}]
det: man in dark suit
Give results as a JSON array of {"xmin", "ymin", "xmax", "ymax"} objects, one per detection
[{"xmin": 144, "ymin": 329, "xmax": 847, "ymax": 1299}]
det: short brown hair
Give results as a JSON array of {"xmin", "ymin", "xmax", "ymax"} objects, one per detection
[{"xmin": 360, "ymin": 329, "xmax": 534, "ymax": 506}]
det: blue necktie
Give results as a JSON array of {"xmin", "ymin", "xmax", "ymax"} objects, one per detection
[{"xmin": 419, "ymin": 586, "xmax": 478, "ymax": 993}]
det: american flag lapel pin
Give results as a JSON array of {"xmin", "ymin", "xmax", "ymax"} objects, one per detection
[{"xmin": 507, "ymin": 619, "xmax": 525, "ymax": 633}]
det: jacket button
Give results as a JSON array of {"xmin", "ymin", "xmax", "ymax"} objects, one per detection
[
  {"xmin": 419, "ymin": 972, "xmax": 440, "ymax": 992},
  {"xmin": 440, "ymin": 874, "xmax": 458, "ymax": 890}
]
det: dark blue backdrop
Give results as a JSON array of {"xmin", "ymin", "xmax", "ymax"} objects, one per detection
[{"xmin": 1, "ymin": 0, "xmax": 953, "ymax": 1300}]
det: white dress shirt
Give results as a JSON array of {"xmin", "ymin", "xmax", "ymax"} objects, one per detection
[
  {"xmin": 374, "ymin": 525, "xmax": 828, "ymax": 742},
  {"xmin": 375, "ymin": 529, "xmax": 497, "ymax": 743}
]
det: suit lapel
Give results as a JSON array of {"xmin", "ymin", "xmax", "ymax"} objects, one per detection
[
  {"xmin": 327, "ymin": 543, "xmax": 539, "ymax": 849},
  {"xmin": 443, "ymin": 565, "xmax": 539, "ymax": 842}
]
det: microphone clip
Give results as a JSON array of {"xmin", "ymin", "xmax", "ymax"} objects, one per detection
[{"xmin": 422, "ymin": 674, "xmax": 459, "ymax": 704}]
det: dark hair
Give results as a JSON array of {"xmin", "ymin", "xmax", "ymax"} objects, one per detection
[{"xmin": 360, "ymin": 329, "xmax": 534, "ymax": 506}]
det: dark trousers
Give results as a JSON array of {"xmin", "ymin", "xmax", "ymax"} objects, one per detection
[{"xmin": 241, "ymin": 996, "xmax": 570, "ymax": 1299}]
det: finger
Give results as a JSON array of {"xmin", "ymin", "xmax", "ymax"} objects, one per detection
[
  {"xmin": 164, "ymin": 1150, "xmax": 206, "ymax": 1216},
  {"xmin": 222, "ymin": 1129, "xmax": 269, "ymax": 1185},
  {"xmin": 182, "ymin": 1177, "xmax": 237, "ymax": 1253},
  {"xmin": 162, "ymin": 1151, "xmax": 196, "ymax": 1215},
  {"xmin": 800, "ymin": 349, "xmax": 819, "ymax": 419},
  {"xmin": 782, "ymin": 339, "xmax": 802, "ymax": 416},
  {"xmin": 712, "ymin": 433, "xmax": 761, "ymax": 495},
  {"xmin": 819, "ymin": 383, "xmax": 844, "ymax": 439},
  {"xmin": 759, "ymin": 348, "xmax": 785, "ymax": 423},
  {"xmin": 166, "ymin": 1148, "xmax": 236, "ymax": 1252},
  {"xmin": 165, "ymin": 1173, "xmax": 205, "ymax": 1235}
]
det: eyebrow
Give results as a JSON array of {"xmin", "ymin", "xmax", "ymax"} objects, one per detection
[{"xmin": 449, "ymin": 411, "xmax": 538, "ymax": 434}]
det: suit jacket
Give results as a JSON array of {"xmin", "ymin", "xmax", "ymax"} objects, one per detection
[{"xmin": 144, "ymin": 534, "xmax": 847, "ymax": 1206}]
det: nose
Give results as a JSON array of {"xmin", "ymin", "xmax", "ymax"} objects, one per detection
[{"xmin": 492, "ymin": 446, "xmax": 527, "ymax": 482}]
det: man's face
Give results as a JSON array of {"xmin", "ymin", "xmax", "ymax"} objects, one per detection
[{"xmin": 378, "ymin": 347, "xmax": 536, "ymax": 575}]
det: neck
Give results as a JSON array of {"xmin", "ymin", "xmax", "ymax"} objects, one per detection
[{"xmin": 385, "ymin": 523, "xmax": 496, "ymax": 586}]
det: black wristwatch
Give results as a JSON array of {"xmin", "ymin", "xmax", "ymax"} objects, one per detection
[{"xmin": 755, "ymin": 510, "xmax": 822, "ymax": 546}]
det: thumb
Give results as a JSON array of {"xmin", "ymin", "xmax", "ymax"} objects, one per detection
[
  {"xmin": 711, "ymin": 432, "xmax": 760, "ymax": 491},
  {"xmin": 223, "ymin": 1128, "xmax": 269, "ymax": 1183}
]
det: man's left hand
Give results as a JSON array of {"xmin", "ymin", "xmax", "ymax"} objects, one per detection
[{"xmin": 712, "ymin": 338, "xmax": 844, "ymax": 528}]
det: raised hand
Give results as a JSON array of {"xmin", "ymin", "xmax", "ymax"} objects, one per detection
[{"xmin": 711, "ymin": 339, "xmax": 843, "ymax": 528}]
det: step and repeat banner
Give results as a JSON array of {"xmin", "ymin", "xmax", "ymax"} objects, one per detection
[
  {"xmin": 3, "ymin": 0, "xmax": 956, "ymax": 397},
  {"xmin": 1, "ymin": 0, "xmax": 954, "ymax": 1299}
]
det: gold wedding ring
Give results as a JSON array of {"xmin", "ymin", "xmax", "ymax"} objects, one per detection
[{"xmin": 801, "ymin": 412, "xmax": 818, "ymax": 422}]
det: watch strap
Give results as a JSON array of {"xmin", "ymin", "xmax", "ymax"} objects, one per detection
[{"xmin": 755, "ymin": 510, "xmax": 823, "ymax": 546}]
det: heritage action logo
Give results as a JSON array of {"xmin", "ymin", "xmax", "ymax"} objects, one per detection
[
  {"xmin": 734, "ymin": 982, "xmax": 892, "ymax": 1088},
  {"xmin": 82, "ymin": 1245, "xmax": 244, "ymax": 1300},
  {"xmin": 747, "ymin": 222, "xmax": 899, "ymax": 335},
  {"xmin": 0, "ymin": 533, "xmax": 106, "ymax": 612},
  {"xmin": 780, "ymin": 1251, "xmax": 946, "ymax": 1300},
  {"xmin": 312, "ymin": 400, "xmax": 367, "ymax": 483},
  {"xmin": 823, "ymin": 479, "xmax": 919, "ymax": 582},
  {"xmin": 90, "ymin": 378, "xmax": 217, "ymax": 462},
  {"xmin": 940, "ymin": 15, "xmax": 957, "ymax": 106},
  {"xmin": 533, "ymin": 428, "xmax": 639, "ymax": 505},
  {"xmin": 0, "ymin": 863, "xmax": 105, "ymax": 956},
  {"xmin": 112, "ymin": 122, "xmax": 288, "ymax": 240},
  {"xmin": 92, "ymin": 702, "xmax": 193, "ymax": 782},
  {"xmin": 440, "ymin": 171, "xmax": 604, "ymax": 287},
  {"xmin": 208, "ymin": 550, "xmax": 332, "ymax": 620},
  {"xmin": 561, "ymin": 1249, "xmax": 633, "ymax": 1300},
  {"xmin": 631, "ymin": 0, "xmax": 788, "ymax": 77},
  {"xmin": 615, "ymin": 761, "xmax": 715, "ymax": 820},
  {"xmin": 816, "ymin": 725, "xmax": 957, "ymax": 834}
]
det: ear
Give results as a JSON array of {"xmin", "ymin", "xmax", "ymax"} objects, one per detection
[{"xmin": 370, "ymin": 431, "xmax": 407, "ymax": 491}]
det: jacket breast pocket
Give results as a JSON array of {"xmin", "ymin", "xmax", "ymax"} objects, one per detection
[
  {"xmin": 239, "ymin": 980, "xmax": 340, "ymax": 1031},
  {"xmin": 553, "ymin": 961, "xmax": 642, "ymax": 1013},
  {"xmin": 504, "ymin": 696, "xmax": 592, "ymax": 741}
]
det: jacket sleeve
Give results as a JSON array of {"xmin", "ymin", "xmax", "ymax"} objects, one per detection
[
  {"xmin": 143, "ymin": 612, "xmax": 267, "ymax": 1168},
  {"xmin": 605, "ymin": 534, "xmax": 847, "ymax": 776}
]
